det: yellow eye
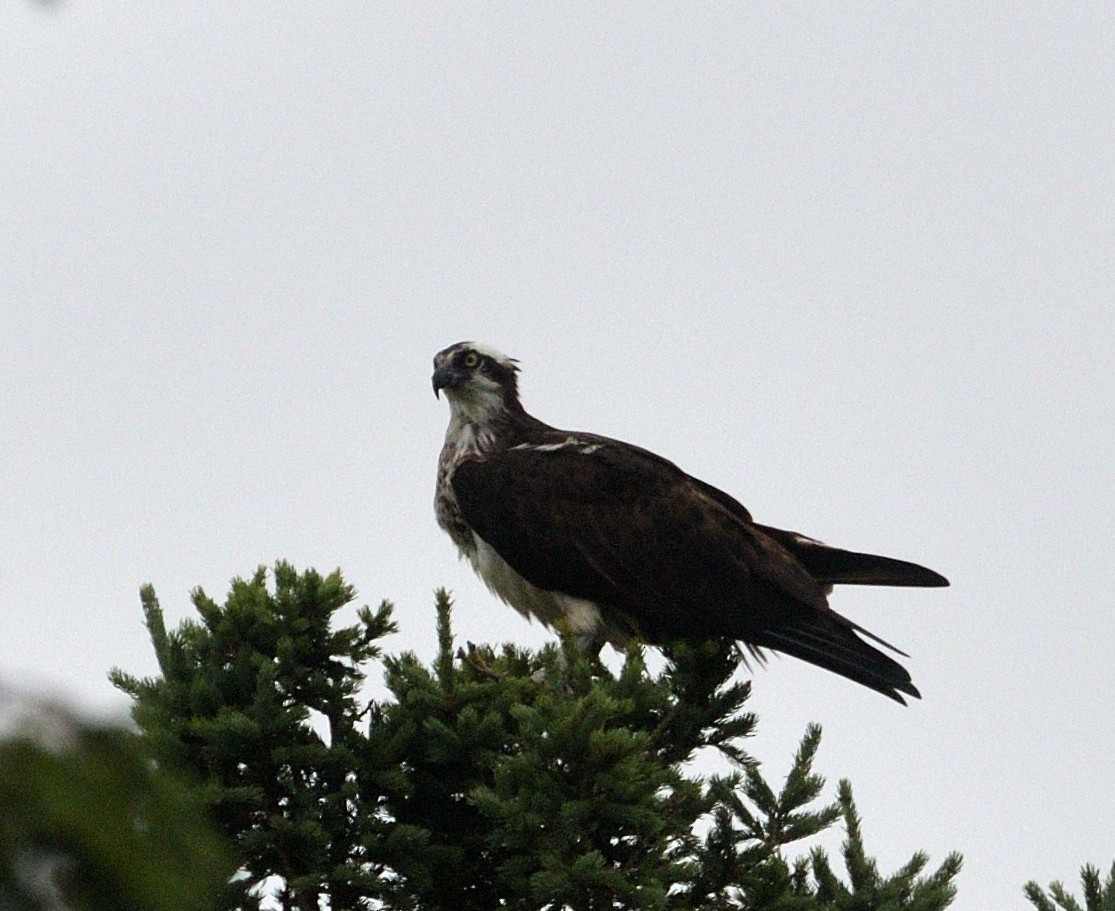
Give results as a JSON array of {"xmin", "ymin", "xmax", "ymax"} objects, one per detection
[{"xmin": 463, "ymin": 351, "xmax": 480, "ymax": 368}]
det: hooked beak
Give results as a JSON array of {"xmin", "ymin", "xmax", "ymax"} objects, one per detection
[{"xmin": 432, "ymin": 365, "xmax": 460, "ymax": 398}]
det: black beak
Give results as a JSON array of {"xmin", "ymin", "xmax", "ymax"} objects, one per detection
[{"xmin": 432, "ymin": 365, "xmax": 458, "ymax": 398}]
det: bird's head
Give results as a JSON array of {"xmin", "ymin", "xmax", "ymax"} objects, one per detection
[{"xmin": 432, "ymin": 341, "xmax": 522, "ymax": 423}]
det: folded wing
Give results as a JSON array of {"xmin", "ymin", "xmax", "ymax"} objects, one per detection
[{"xmin": 451, "ymin": 438, "xmax": 925, "ymax": 702}]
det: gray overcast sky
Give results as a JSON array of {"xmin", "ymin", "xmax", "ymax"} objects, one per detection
[{"xmin": 2, "ymin": 4, "xmax": 1112, "ymax": 909}]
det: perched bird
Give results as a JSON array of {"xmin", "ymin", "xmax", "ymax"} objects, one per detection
[{"xmin": 433, "ymin": 341, "xmax": 948, "ymax": 703}]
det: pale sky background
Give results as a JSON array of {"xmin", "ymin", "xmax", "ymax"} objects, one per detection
[{"xmin": 3, "ymin": 4, "xmax": 1113, "ymax": 909}]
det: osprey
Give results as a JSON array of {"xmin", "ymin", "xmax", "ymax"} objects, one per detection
[{"xmin": 433, "ymin": 341, "xmax": 948, "ymax": 703}]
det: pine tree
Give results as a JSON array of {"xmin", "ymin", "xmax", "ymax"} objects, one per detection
[
  {"xmin": 109, "ymin": 563, "xmax": 395, "ymax": 910},
  {"xmin": 1026, "ymin": 863, "xmax": 1115, "ymax": 911},
  {"xmin": 0, "ymin": 697, "xmax": 230, "ymax": 911},
  {"xmin": 111, "ymin": 562, "xmax": 962, "ymax": 911}
]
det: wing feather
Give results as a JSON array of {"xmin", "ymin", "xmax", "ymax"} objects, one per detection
[
  {"xmin": 451, "ymin": 437, "xmax": 921, "ymax": 702},
  {"xmin": 451, "ymin": 439, "xmax": 825, "ymax": 641}
]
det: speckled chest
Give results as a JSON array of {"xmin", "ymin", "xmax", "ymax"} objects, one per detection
[
  {"xmin": 435, "ymin": 447, "xmax": 475, "ymax": 555},
  {"xmin": 435, "ymin": 418, "xmax": 496, "ymax": 556}
]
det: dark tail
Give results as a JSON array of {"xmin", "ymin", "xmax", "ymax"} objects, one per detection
[
  {"xmin": 749, "ymin": 610, "xmax": 921, "ymax": 704},
  {"xmin": 756, "ymin": 524, "xmax": 949, "ymax": 588}
]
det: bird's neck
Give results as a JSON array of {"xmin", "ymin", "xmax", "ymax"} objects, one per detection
[
  {"xmin": 443, "ymin": 390, "xmax": 548, "ymax": 459},
  {"xmin": 444, "ymin": 390, "xmax": 514, "ymax": 458}
]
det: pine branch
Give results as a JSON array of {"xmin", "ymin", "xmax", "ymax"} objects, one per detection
[
  {"xmin": 1026, "ymin": 862, "xmax": 1115, "ymax": 911},
  {"xmin": 804, "ymin": 779, "xmax": 961, "ymax": 911}
]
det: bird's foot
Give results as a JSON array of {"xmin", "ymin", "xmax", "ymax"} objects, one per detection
[{"xmin": 458, "ymin": 642, "xmax": 505, "ymax": 681}]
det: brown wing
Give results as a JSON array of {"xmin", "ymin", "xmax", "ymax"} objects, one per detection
[{"xmin": 452, "ymin": 436, "xmax": 920, "ymax": 702}]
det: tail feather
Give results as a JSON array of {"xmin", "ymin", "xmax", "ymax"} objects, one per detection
[
  {"xmin": 750, "ymin": 612, "xmax": 921, "ymax": 704},
  {"xmin": 756, "ymin": 524, "xmax": 950, "ymax": 588}
]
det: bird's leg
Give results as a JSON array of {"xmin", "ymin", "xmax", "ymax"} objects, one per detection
[
  {"xmin": 458, "ymin": 642, "xmax": 505, "ymax": 681},
  {"xmin": 530, "ymin": 628, "xmax": 606, "ymax": 688}
]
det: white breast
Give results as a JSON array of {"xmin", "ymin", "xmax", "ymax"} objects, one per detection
[{"xmin": 471, "ymin": 534, "xmax": 627, "ymax": 651}]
